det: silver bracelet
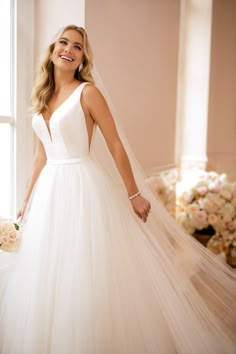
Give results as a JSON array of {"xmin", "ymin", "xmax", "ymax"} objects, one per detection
[{"xmin": 129, "ymin": 191, "xmax": 141, "ymax": 200}]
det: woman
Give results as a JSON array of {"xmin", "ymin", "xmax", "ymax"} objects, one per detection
[{"xmin": 0, "ymin": 25, "xmax": 235, "ymax": 354}]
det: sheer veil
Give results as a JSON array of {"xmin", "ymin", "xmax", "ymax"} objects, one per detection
[{"xmin": 91, "ymin": 66, "xmax": 236, "ymax": 351}]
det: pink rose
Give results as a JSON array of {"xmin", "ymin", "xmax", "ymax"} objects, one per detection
[
  {"xmin": 208, "ymin": 214, "xmax": 218, "ymax": 225},
  {"xmin": 227, "ymin": 220, "xmax": 236, "ymax": 231},
  {"xmin": 196, "ymin": 186, "xmax": 208, "ymax": 196}
]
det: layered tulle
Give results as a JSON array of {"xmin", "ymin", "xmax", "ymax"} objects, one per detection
[
  {"xmin": 0, "ymin": 82, "xmax": 235, "ymax": 354},
  {"xmin": 0, "ymin": 158, "xmax": 235, "ymax": 354}
]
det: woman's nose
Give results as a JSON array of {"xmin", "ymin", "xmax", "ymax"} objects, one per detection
[{"xmin": 65, "ymin": 44, "xmax": 72, "ymax": 52}]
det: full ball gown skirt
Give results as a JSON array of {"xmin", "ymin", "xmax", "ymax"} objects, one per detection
[{"xmin": 0, "ymin": 83, "xmax": 235, "ymax": 354}]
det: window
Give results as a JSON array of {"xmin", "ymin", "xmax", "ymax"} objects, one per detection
[
  {"xmin": 0, "ymin": 0, "xmax": 34, "ymax": 219},
  {"xmin": 0, "ymin": 0, "xmax": 13, "ymax": 217}
]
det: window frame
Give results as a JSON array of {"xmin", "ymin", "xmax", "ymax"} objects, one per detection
[
  {"xmin": 0, "ymin": 0, "xmax": 35, "ymax": 218},
  {"xmin": 14, "ymin": 0, "xmax": 35, "ymax": 217}
]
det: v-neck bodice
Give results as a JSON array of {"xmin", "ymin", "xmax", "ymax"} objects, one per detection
[{"xmin": 32, "ymin": 82, "xmax": 93, "ymax": 161}]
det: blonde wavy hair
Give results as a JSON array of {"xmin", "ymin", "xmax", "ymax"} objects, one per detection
[{"xmin": 31, "ymin": 25, "xmax": 95, "ymax": 113}]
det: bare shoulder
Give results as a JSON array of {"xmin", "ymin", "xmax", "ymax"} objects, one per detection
[
  {"xmin": 82, "ymin": 83, "xmax": 102, "ymax": 96},
  {"xmin": 81, "ymin": 83, "xmax": 107, "ymax": 108},
  {"xmin": 81, "ymin": 83, "xmax": 113, "ymax": 125}
]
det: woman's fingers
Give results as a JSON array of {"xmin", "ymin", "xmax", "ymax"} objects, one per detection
[
  {"xmin": 138, "ymin": 207, "xmax": 148, "ymax": 223},
  {"xmin": 131, "ymin": 195, "xmax": 151, "ymax": 223},
  {"xmin": 17, "ymin": 207, "xmax": 25, "ymax": 220}
]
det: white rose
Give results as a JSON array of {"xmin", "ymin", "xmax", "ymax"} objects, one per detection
[
  {"xmin": 0, "ymin": 222, "xmax": 15, "ymax": 235},
  {"xmin": 221, "ymin": 202, "xmax": 235, "ymax": 218},
  {"xmin": 219, "ymin": 189, "xmax": 232, "ymax": 201},
  {"xmin": 214, "ymin": 219, "xmax": 226, "ymax": 233},
  {"xmin": 208, "ymin": 180, "xmax": 222, "ymax": 192},
  {"xmin": 190, "ymin": 210, "xmax": 208, "ymax": 230},
  {"xmin": 199, "ymin": 194, "xmax": 219, "ymax": 213},
  {"xmin": 176, "ymin": 213, "xmax": 195, "ymax": 234},
  {"xmin": 186, "ymin": 203, "xmax": 199, "ymax": 214},
  {"xmin": 0, "ymin": 235, "xmax": 9, "ymax": 244}
]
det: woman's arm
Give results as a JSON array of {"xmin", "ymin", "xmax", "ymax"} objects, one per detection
[
  {"xmin": 17, "ymin": 136, "xmax": 47, "ymax": 218},
  {"xmin": 82, "ymin": 85, "xmax": 151, "ymax": 222}
]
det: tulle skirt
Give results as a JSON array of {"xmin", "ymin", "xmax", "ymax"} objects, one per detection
[{"xmin": 0, "ymin": 159, "xmax": 235, "ymax": 354}]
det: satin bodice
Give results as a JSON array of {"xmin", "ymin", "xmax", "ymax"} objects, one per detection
[{"xmin": 32, "ymin": 82, "xmax": 92, "ymax": 161}]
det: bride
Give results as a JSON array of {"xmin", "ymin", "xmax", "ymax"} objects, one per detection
[{"xmin": 0, "ymin": 24, "xmax": 235, "ymax": 354}]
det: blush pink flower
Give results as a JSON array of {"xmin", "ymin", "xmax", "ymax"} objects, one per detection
[
  {"xmin": 227, "ymin": 220, "xmax": 236, "ymax": 231},
  {"xmin": 208, "ymin": 214, "xmax": 218, "ymax": 225},
  {"xmin": 196, "ymin": 186, "xmax": 208, "ymax": 196},
  {"xmin": 190, "ymin": 210, "xmax": 208, "ymax": 230}
]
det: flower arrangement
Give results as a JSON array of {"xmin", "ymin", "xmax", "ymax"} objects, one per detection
[
  {"xmin": 0, "ymin": 217, "xmax": 21, "ymax": 252},
  {"xmin": 207, "ymin": 232, "xmax": 236, "ymax": 257},
  {"xmin": 176, "ymin": 171, "xmax": 236, "ymax": 257},
  {"xmin": 146, "ymin": 169, "xmax": 178, "ymax": 217}
]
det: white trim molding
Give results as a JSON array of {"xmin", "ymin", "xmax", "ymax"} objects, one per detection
[
  {"xmin": 13, "ymin": 0, "xmax": 34, "ymax": 216},
  {"xmin": 0, "ymin": 116, "xmax": 12, "ymax": 124}
]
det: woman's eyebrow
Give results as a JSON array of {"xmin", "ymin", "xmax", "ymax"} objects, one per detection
[
  {"xmin": 60, "ymin": 37, "xmax": 83, "ymax": 47},
  {"xmin": 74, "ymin": 41, "xmax": 83, "ymax": 47}
]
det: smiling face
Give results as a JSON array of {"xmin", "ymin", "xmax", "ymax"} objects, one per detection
[{"xmin": 51, "ymin": 29, "xmax": 84, "ymax": 74}]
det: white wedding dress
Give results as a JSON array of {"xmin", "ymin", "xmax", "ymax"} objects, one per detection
[{"xmin": 0, "ymin": 82, "xmax": 235, "ymax": 354}]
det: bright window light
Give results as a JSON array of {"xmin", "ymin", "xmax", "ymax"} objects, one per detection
[
  {"xmin": 0, "ymin": 124, "xmax": 11, "ymax": 217},
  {"xmin": 0, "ymin": 0, "xmax": 11, "ymax": 116},
  {"xmin": 0, "ymin": 0, "xmax": 12, "ymax": 218}
]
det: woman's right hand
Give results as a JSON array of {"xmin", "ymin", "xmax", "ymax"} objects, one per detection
[{"xmin": 17, "ymin": 200, "xmax": 28, "ymax": 220}]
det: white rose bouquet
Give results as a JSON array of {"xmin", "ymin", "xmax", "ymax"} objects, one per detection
[
  {"xmin": 0, "ymin": 217, "xmax": 21, "ymax": 252},
  {"xmin": 176, "ymin": 171, "xmax": 236, "ymax": 257}
]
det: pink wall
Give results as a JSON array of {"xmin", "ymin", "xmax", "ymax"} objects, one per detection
[
  {"xmin": 207, "ymin": 0, "xmax": 236, "ymax": 180},
  {"xmin": 85, "ymin": 0, "xmax": 180, "ymax": 172}
]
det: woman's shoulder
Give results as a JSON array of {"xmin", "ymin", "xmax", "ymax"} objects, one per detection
[
  {"xmin": 81, "ymin": 82, "xmax": 104, "ymax": 101},
  {"xmin": 81, "ymin": 82, "xmax": 108, "ymax": 112}
]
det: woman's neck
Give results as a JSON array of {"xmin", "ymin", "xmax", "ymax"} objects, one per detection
[{"xmin": 53, "ymin": 71, "xmax": 78, "ymax": 93}]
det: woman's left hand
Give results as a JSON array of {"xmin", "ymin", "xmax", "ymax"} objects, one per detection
[{"xmin": 130, "ymin": 195, "xmax": 151, "ymax": 223}]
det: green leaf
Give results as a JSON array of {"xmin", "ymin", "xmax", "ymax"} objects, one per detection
[{"xmin": 13, "ymin": 223, "xmax": 19, "ymax": 231}]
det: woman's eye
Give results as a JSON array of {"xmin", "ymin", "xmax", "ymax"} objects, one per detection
[
  {"xmin": 75, "ymin": 46, "xmax": 81, "ymax": 51},
  {"xmin": 59, "ymin": 40, "xmax": 67, "ymax": 45}
]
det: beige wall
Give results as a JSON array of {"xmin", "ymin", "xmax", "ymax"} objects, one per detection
[
  {"xmin": 32, "ymin": 1, "xmax": 236, "ymax": 178},
  {"xmin": 85, "ymin": 0, "xmax": 180, "ymax": 172},
  {"xmin": 34, "ymin": 0, "xmax": 85, "ymax": 63},
  {"xmin": 207, "ymin": 0, "xmax": 236, "ymax": 180},
  {"xmin": 34, "ymin": 0, "xmax": 236, "ymax": 181}
]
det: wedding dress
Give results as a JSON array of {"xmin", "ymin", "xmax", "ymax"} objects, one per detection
[{"xmin": 0, "ymin": 82, "xmax": 235, "ymax": 354}]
